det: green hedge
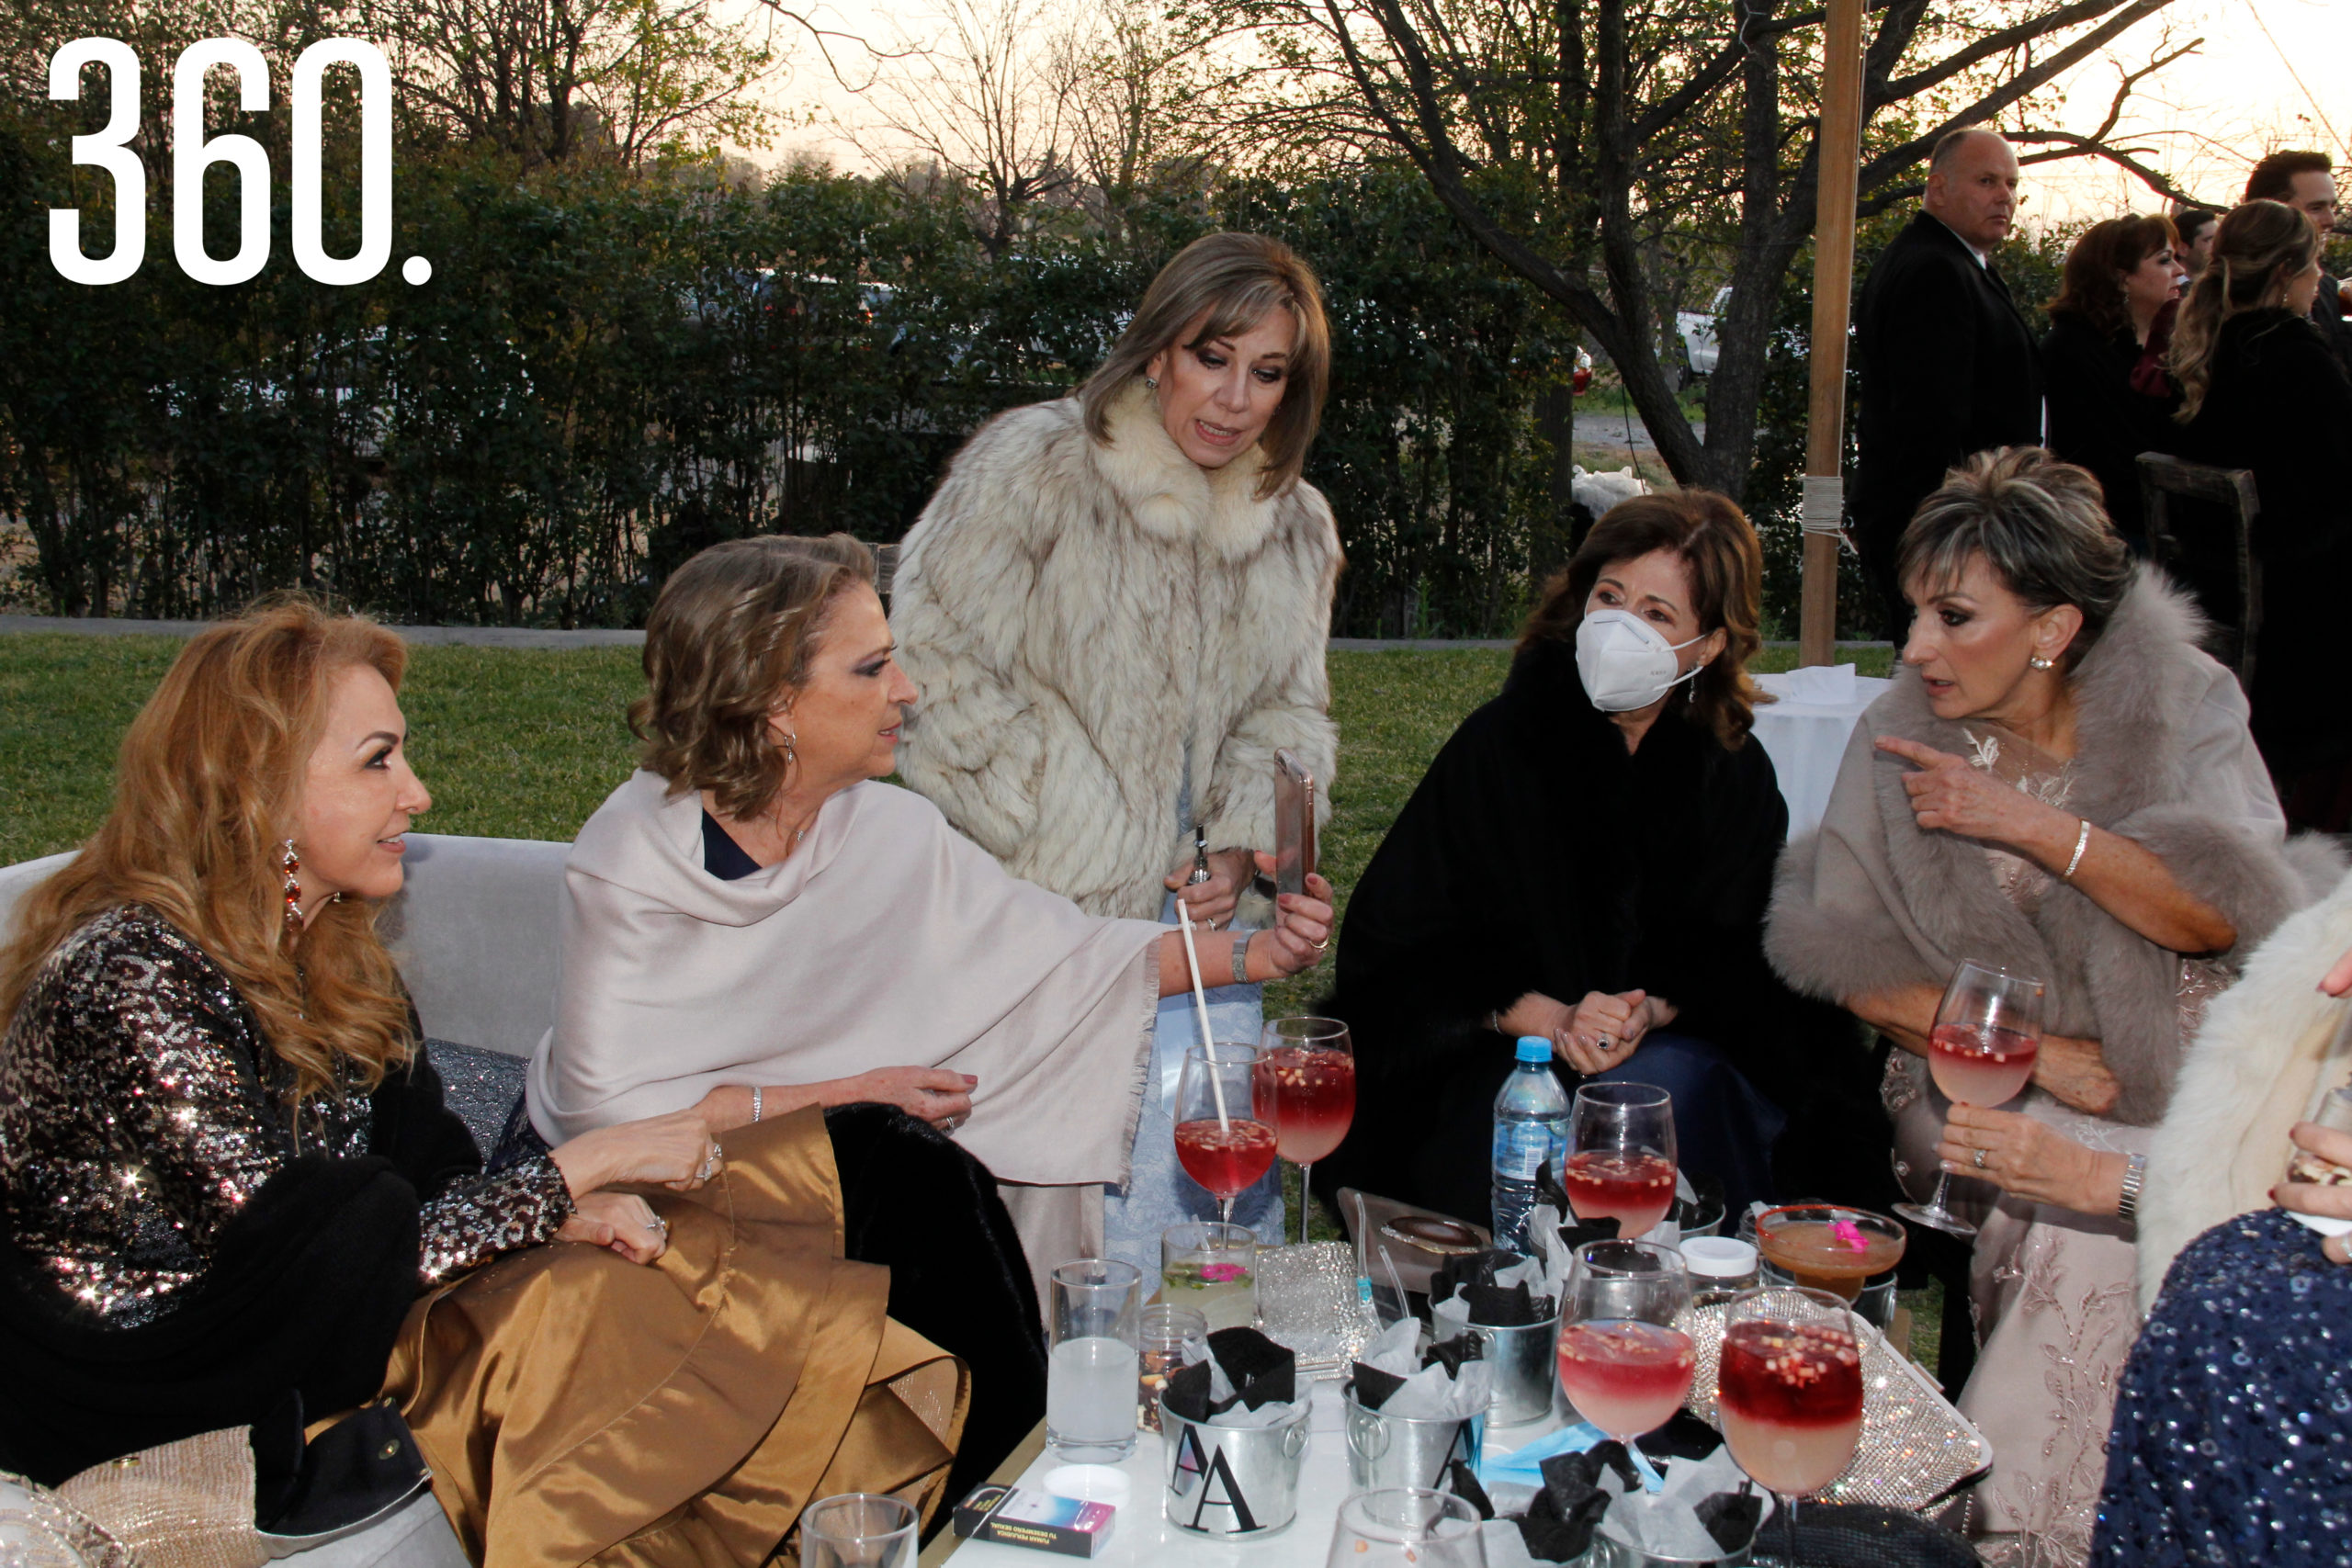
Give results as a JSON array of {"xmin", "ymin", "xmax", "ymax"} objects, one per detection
[{"xmin": 6, "ymin": 138, "xmax": 1591, "ymax": 635}]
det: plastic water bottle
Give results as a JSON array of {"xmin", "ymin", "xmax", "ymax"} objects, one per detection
[{"xmin": 1491, "ymin": 1036, "xmax": 1571, "ymax": 1252}]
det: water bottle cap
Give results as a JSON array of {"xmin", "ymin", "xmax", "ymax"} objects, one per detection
[{"xmin": 1515, "ymin": 1036, "xmax": 1552, "ymax": 1063}]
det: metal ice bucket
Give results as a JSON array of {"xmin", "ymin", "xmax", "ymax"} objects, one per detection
[
  {"xmin": 1470, "ymin": 1310, "xmax": 1560, "ymax": 1426},
  {"xmin": 1342, "ymin": 1385, "xmax": 1488, "ymax": 1493},
  {"xmin": 1155, "ymin": 1392, "xmax": 1311, "ymax": 1539}
]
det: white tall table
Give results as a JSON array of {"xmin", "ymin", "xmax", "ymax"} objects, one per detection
[{"xmin": 1749, "ymin": 666, "xmax": 1893, "ymax": 840}]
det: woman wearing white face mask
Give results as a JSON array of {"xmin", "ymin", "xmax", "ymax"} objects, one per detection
[{"xmin": 1316, "ymin": 492, "xmax": 1888, "ymax": 1228}]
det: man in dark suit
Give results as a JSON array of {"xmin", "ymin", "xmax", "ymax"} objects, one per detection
[
  {"xmin": 2245, "ymin": 150, "xmax": 2352, "ymax": 378},
  {"xmin": 1852, "ymin": 128, "xmax": 2044, "ymax": 639}
]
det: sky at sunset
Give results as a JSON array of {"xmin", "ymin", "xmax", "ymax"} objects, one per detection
[{"xmin": 727, "ymin": 0, "xmax": 2351, "ymax": 227}]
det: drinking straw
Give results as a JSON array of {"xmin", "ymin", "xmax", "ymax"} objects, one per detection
[{"xmin": 1174, "ymin": 898, "xmax": 1232, "ymax": 1133}]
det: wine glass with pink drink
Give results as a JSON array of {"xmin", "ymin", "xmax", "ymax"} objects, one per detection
[
  {"xmin": 1894, "ymin": 958, "xmax": 2045, "ymax": 1238},
  {"xmin": 1256, "ymin": 1017, "xmax": 1356, "ymax": 1245},
  {"xmin": 1563, "ymin": 1083, "xmax": 1679, "ymax": 1239},
  {"xmin": 1718, "ymin": 1286, "xmax": 1866, "ymax": 1565},
  {"xmin": 1174, "ymin": 1042, "xmax": 1279, "ymax": 1226},
  {"xmin": 1555, "ymin": 1239, "xmax": 1695, "ymax": 1442}
]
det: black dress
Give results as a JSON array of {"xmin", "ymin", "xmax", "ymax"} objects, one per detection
[
  {"xmin": 1312, "ymin": 639, "xmax": 1884, "ymax": 1227},
  {"xmin": 2041, "ymin": 310, "xmax": 2178, "ymax": 546},
  {"xmin": 2175, "ymin": 308, "xmax": 2352, "ymax": 817}
]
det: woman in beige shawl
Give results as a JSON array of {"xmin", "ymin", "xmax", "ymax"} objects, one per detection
[
  {"xmin": 527, "ymin": 534, "xmax": 1336, "ymax": 1291},
  {"xmin": 1766, "ymin": 449, "xmax": 2325, "ymax": 1567}
]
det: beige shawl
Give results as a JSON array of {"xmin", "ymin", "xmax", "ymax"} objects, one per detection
[{"xmin": 527, "ymin": 771, "xmax": 1165, "ymax": 1201}]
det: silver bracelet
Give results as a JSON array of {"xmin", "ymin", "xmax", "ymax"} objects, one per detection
[
  {"xmin": 2062, "ymin": 816, "xmax": 2092, "ymax": 881},
  {"xmin": 1231, "ymin": 932, "xmax": 1252, "ymax": 987},
  {"xmin": 2117, "ymin": 1151, "xmax": 2147, "ymax": 1225},
  {"xmin": 751, "ymin": 1085, "xmax": 763, "ymax": 1124}
]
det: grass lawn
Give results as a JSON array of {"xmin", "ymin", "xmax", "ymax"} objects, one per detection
[{"xmin": 0, "ymin": 629, "xmax": 1939, "ymax": 1366}]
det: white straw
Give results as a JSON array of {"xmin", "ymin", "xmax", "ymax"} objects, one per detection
[{"xmin": 1174, "ymin": 899, "xmax": 1233, "ymax": 1132}]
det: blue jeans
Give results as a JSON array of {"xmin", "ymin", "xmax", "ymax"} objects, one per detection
[{"xmin": 1585, "ymin": 1032, "xmax": 1786, "ymax": 1223}]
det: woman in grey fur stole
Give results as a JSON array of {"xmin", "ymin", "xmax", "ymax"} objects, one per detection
[
  {"xmin": 888, "ymin": 234, "xmax": 1342, "ymax": 1271},
  {"xmin": 1767, "ymin": 448, "xmax": 2332, "ymax": 1566}
]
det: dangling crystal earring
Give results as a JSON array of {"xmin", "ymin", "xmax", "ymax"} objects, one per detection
[{"xmin": 279, "ymin": 840, "xmax": 303, "ymax": 930}]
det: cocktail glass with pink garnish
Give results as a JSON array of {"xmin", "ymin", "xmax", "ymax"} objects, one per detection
[
  {"xmin": 1555, "ymin": 1239, "xmax": 1695, "ymax": 1442},
  {"xmin": 1718, "ymin": 1286, "xmax": 1866, "ymax": 1564},
  {"xmin": 1256, "ymin": 1017, "xmax": 1355, "ymax": 1244},
  {"xmin": 1895, "ymin": 959, "xmax": 2045, "ymax": 1238},
  {"xmin": 1173, "ymin": 1042, "xmax": 1277, "ymax": 1225},
  {"xmin": 1563, "ymin": 1083, "xmax": 1678, "ymax": 1238}
]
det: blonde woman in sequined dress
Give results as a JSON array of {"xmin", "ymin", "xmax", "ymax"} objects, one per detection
[
  {"xmin": 1768, "ymin": 449, "xmax": 2335, "ymax": 1566},
  {"xmin": 0, "ymin": 602, "xmax": 979, "ymax": 1562}
]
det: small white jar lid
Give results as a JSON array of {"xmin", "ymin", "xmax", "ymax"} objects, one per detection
[
  {"xmin": 1042, "ymin": 1465, "xmax": 1132, "ymax": 1506},
  {"xmin": 1680, "ymin": 1236, "xmax": 1759, "ymax": 1278}
]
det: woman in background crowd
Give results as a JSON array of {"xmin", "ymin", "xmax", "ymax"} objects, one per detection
[
  {"xmin": 530, "ymin": 536, "xmax": 1335, "ymax": 1312},
  {"xmin": 2168, "ymin": 198, "xmax": 2352, "ymax": 831},
  {"xmin": 2093, "ymin": 882, "xmax": 2352, "ymax": 1564},
  {"xmin": 2041, "ymin": 214, "xmax": 2182, "ymax": 545},
  {"xmin": 1768, "ymin": 448, "xmax": 2324, "ymax": 1566},
  {"xmin": 888, "ymin": 232, "xmax": 1341, "ymax": 1271},
  {"xmin": 1318, "ymin": 491, "xmax": 1882, "ymax": 1228},
  {"xmin": 0, "ymin": 602, "xmax": 978, "ymax": 1562}
]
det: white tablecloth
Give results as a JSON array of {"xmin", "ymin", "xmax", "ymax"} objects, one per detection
[{"xmin": 1750, "ymin": 666, "xmax": 1894, "ymax": 840}]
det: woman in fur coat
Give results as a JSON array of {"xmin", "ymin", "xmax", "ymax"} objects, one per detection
[
  {"xmin": 2092, "ymin": 877, "xmax": 2352, "ymax": 1564},
  {"xmin": 1767, "ymin": 449, "xmax": 2328, "ymax": 1568},
  {"xmin": 889, "ymin": 233, "xmax": 1342, "ymax": 1271}
]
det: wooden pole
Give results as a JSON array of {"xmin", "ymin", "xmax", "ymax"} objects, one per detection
[{"xmin": 1799, "ymin": 0, "xmax": 1867, "ymax": 666}]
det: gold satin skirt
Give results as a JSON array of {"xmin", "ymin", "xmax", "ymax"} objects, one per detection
[{"xmin": 383, "ymin": 1110, "xmax": 967, "ymax": 1567}]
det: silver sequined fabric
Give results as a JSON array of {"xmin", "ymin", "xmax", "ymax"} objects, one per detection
[
  {"xmin": 1679, "ymin": 1299, "xmax": 1994, "ymax": 1511},
  {"xmin": 0, "ymin": 907, "xmax": 571, "ymax": 1327}
]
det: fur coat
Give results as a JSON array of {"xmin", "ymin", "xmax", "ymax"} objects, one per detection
[
  {"xmin": 2139, "ymin": 869, "xmax": 2352, "ymax": 1311},
  {"xmin": 1767, "ymin": 569, "xmax": 2329, "ymax": 1127},
  {"xmin": 888, "ymin": 378, "xmax": 1341, "ymax": 919}
]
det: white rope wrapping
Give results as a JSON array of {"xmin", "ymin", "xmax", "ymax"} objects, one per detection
[{"xmin": 1801, "ymin": 473, "xmax": 1846, "ymax": 536}]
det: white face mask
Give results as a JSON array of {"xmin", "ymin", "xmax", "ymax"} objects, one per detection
[{"xmin": 1575, "ymin": 609, "xmax": 1709, "ymax": 713}]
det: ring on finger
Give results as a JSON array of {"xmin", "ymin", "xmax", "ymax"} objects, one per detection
[{"xmin": 1973, "ymin": 1145, "xmax": 1989, "ymax": 1170}]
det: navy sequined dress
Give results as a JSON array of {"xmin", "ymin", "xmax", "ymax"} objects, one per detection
[{"xmin": 2093, "ymin": 1207, "xmax": 2352, "ymax": 1565}]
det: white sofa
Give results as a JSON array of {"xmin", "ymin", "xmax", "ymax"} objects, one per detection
[{"xmin": 0, "ymin": 834, "xmax": 573, "ymax": 1567}]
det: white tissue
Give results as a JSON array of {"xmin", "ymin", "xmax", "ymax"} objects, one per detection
[
  {"xmin": 1205, "ymin": 1396, "xmax": 1306, "ymax": 1428},
  {"xmin": 1430, "ymin": 1253, "xmax": 1555, "ymax": 1342},
  {"xmin": 1594, "ymin": 1447, "xmax": 1775, "ymax": 1558},
  {"xmin": 1355, "ymin": 1318, "xmax": 1498, "ymax": 1420}
]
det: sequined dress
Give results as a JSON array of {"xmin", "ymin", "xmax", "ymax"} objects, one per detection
[
  {"xmin": 0, "ymin": 906, "xmax": 571, "ymax": 1330},
  {"xmin": 2092, "ymin": 1207, "xmax": 2352, "ymax": 1565}
]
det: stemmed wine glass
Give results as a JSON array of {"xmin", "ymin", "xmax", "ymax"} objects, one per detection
[
  {"xmin": 1255, "ymin": 1016, "xmax": 1355, "ymax": 1244},
  {"xmin": 1554, "ymin": 1239, "xmax": 1696, "ymax": 1443},
  {"xmin": 1173, "ymin": 1042, "xmax": 1278, "ymax": 1226},
  {"xmin": 1894, "ymin": 958, "xmax": 2045, "ymax": 1238},
  {"xmin": 1563, "ymin": 1083, "xmax": 1679, "ymax": 1239},
  {"xmin": 1716, "ymin": 1286, "xmax": 1866, "ymax": 1566}
]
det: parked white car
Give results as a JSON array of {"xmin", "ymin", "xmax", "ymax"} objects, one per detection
[{"xmin": 1676, "ymin": 286, "xmax": 1732, "ymax": 384}]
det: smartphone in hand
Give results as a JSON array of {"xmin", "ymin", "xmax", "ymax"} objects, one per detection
[{"xmin": 1273, "ymin": 749, "xmax": 1317, "ymax": 899}]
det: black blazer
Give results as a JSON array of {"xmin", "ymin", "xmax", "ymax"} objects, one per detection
[
  {"xmin": 2040, "ymin": 311, "xmax": 2178, "ymax": 544},
  {"xmin": 1853, "ymin": 212, "xmax": 2045, "ymax": 541}
]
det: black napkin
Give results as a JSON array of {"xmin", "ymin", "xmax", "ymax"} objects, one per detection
[
  {"xmin": 1163, "ymin": 1327, "xmax": 1295, "ymax": 1421},
  {"xmin": 1585, "ymin": 1440, "xmax": 1643, "ymax": 1494},
  {"xmin": 1346, "ymin": 1362, "xmax": 1408, "ymax": 1411},
  {"xmin": 1672, "ymin": 1172, "xmax": 1726, "ymax": 1234},
  {"xmin": 1515, "ymin": 1450, "xmax": 1612, "ymax": 1562},
  {"xmin": 1421, "ymin": 1331, "xmax": 1487, "ymax": 1378},
  {"xmin": 1430, "ymin": 1248, "xmax": 1555, "ymax": 1325},
  {"xmin": 1447, "ymin": 1461, "xmax": 1496, "ymax": 1520},
  {"xmin": 1696, "ymin": 1489, "xmax": 1766, "ymax": 1551},
  {"xmin": 1636, "ymin": 1410, "xmax": 1724, "ymax": 1463}
]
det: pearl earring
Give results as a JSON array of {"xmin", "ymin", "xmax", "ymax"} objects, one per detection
[{"xmin": 2029, "ymin": 654, "xmax": 2055, "ymax": 671}]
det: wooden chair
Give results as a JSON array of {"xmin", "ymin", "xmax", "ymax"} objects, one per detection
[{"xmin": 2136, "ymin": 453, "xmax": 2261, "ymax": 692}]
